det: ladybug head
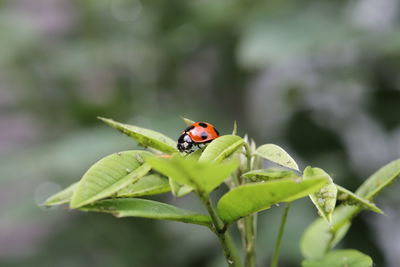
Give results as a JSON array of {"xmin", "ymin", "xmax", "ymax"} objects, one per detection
[{"xmin": 177, "ymin": 133, "xmax": 193, "ymax": 152}]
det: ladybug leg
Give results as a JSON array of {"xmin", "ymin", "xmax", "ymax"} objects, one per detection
[
  {"xmin": 196, "ymin": 143, "xmax": 207, "ymax": 151},
  {"xmin": 195, "ymin": 143, "xmax": 202, "ymax": 150}
]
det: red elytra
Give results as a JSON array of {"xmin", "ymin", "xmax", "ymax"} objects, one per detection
[
  {"xmin": 177, "ymin": 122, "xmax": 220, "ymax": 152},
  {"xmin": 187, "ymin": 122, "xmax": 219, "ymax": 142}
]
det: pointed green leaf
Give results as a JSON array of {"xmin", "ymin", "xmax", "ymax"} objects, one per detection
[
  {"xmin": 301, "ymin": 159, "xmax": 400, "ymax": 259},
  {"xmin": 169, "ymin": 178, "xmax": 193, "ymax": 197},
  {"xmin": 355, "ymin": 158, "xmax": 400, "ymax": 200},
  {"xmin": 181, "ymin": 116, "xmax": 195, "ymax": 126},
  {"xmin": 250, "ymin": 138, "xmax": 257, "ymax": 153},
  {"xmin": 42, "ymin": 182, "xmax": 78, "ymax": 206},
  {"xmin": 199, "ymin": 135, "xmax": 244, "ymax": 163},
  {"xmin": 232, "ymin": 120, "xmax": 237, "ymax": 135},
  {"xmin": 255, "ymin": 144, "xmax": 299, "ymax": 170},
  {"xmin": 98, "ymin": 117, "xmax": 177, "ymax": 154},
  {"xmin": 304, "ymin": 167, "xmax": 337, "ymax": 223},
  {"xmin": 242, "ymin": 168, "xmax": 299, "ymax": 181},
  {"xmin": 70, "ymin": 151, "xmax": 152, "ymax": 209},
  {"xmin": 302, "ymin": 249, "xmax": 373, "ymax": 267},
  {"xmin": 80, "ymin": 198, "xmax": 212, "ymax": 227},
  {"xmin": 217, "ymin": 177, "xmax": 328, "ymax": 223},
  {"xmin": 146, "ymin": 155, "xmax": 238, "ymax": 196},
  {"xmin": 300, "ymin": 205, "xmax": 358, "ymax": 259},
  {"xmin": 116, "ymin": 174, "xmax": 171, "ymax": 197},
  {"xmin": 336, "ymin": 185, "xmax": 383, "ymax": 214}
]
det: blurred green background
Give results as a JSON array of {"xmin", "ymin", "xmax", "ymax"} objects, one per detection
[{"xmin": 1, "ymin": 0, "xmax": 400, "ymax": 266}]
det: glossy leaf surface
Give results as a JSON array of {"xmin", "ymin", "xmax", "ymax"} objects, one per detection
[
  {"xmin": 255, "ymin": 144, "xmax": 299, "ymax": 170},
  {"xmin": 116, "ymin": 174, "xmax": 170, "ymax": 197},
  {"xmin": 199, "ymin": 135, "xmax": 244, "ymax": 163},
  {"xmin": 99, "ymin": 117, "xmax": 177, "ymax": 154},
  {"xmin": 70, "ymin": 151, "xmax": 151, "ymax": 208},
  {"xmin": 147, "ymin": 155, "xmax": 238, "ymax": 196},
  {"xmin": 217, "ymin": 177, "xmax": 328, "ymax": 223}
]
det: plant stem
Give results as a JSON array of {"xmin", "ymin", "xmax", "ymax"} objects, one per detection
[
  {"xmin": 244, "ymin": 215, "xmax": 256, "ymax": 267},
  {"xmin": 201, "ymin": 197, "xmax": 243, "ymax": 267},
  {"xmin": 242, "ymin": 142, "xmax": 257, "ymax": 267},
  {"xmin": 270, "ymin": 203, "xmax": 291, "ymax": 267}
]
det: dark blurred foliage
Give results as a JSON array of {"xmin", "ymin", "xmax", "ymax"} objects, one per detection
[{"xmin": 1, "ymin": 0, "xmax": 400, "ymax": 266}]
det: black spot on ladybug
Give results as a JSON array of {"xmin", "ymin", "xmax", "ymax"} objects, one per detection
[
  {"xmin": 184, "ymin": 125, "xmax": 195, "ymax": 132},
  {"xmin": 213, "ymin": 127, "xmax": 220, "ymax": 136},
  {"xmin": 198, "ymin": 122, "xmax": 208, "ymax": 128},
  {"xmin": 201, "ymin": 132, "xmax": 208, "ymax": 140}
]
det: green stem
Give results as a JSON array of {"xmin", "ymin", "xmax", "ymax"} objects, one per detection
[
  {"xmin": 270, "ymin": 203, "xmax": 291, "ymax": 267},
  {"xmin": 244, "ymin": 215, "xmax": 256, "ymax": 267},
  {"xmin": 201, "ymin": 197, "xmax": 243, "ymax": 267},
  {"xmin": 242, "ymin": 142, "xmax": 257, "ymax": 267}
]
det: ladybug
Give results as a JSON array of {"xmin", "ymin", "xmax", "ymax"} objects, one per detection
[{"xmin": 177, "ymin": 122, "xmax": 220, "ymax": 153}]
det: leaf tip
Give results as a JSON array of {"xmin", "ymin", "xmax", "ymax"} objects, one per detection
[
  {"xmin": 232, "ymin": 120, "xmax": 237, "ymax": 135},
  {"xmin": 69, "ymin": 201, "xmax": 79, "ymax": 210},
  {"xmin": 97, "ymin": 116, "xmax": 115, "ymax": 125},
  {"xmin": 180, "ymin": 116, "xmax": 195, "ymax": 126},
  {"xmin": 325, "ymin": 214, "xmax": 332, "ymax": 224},
  {"xmin": 69, "ymin": 194, "xmax": 86, "ymax": 209},
  {"xmin": 372, "ymin": 205, "xmax": 385, "ymax": 215},
  {"xmin": 40, "ymin": 201, "xmax": 50, "ymax": 207},
  {"xmin": 97, "ymin": 116, "xmax": 108, "ymax": 121}
]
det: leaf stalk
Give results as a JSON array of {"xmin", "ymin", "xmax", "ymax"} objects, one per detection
[
  {"xmin": 270, "ymin": 203, "xmax": 291, "ymax": 267},
  {"xmin": 242, "ymin": 141, "xmax": 257, "ymax": 267},
  {"xmin": 201, "ymin": 197, "xmax": 243, "ymax": 267}
]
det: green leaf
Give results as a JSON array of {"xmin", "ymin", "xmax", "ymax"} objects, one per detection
[
  {"xmin": 181, "ymin": 116, "xmax": 195, "ymax": 126},
  {"xmin": 42, "ymin": 182, "xmax": 78, "ymax": 206},
  {"xmin": 98, "ymin": 117, "xmax": 177, "ymax": 154},
  {"xmin": 302, "ymin": 249, "xmax": 373, "ymax": 267},
  {"xmin": 70, "ymin": 151, "xmax": 152, "ymax": 209},
  {"xmin": 217, "ymin": 177, "xmax": 328, "ymax": 223},
  {"xmin": 304, "ymin": 167, "xmax": 337, "ymax": 223},
  {"xmin": 242, "ymin": 168, "xmax": 299, "ymax": 181},
  {"xmin": 116, "ymin": 174, "xmax": 171, "ymax": 197},
  {"xmin": 169, "ymin": 178, "xmax": 193, "ymax": 197},
  {"xmin": 300, "ymin": 206, "xmax": 357, "ymax": 259},
  {"xmin": 232, "ymin": 120, "xmax": 237, "ymax": 135},
  {"xmin": 146, "ymin": 155, "xmax": 238, "ymax": 197},
  {"xmin": 80, "ymin": 198, "xmax": 212, "ymax": 227},
  {"xmin": 355, "ymin": 158, "xmax": 400, "ymax": 200},
  {"xmin": 337, "ymin": 185, "xmax": 383, "ymax": 214},
  {"xmin": 199, "ymin": 135, "xmax": 244, "ymax": 163},
  {"xmin": 255, "ymin": 144, "xmax": 299, "ymax": 170},
  {"xmin": 185, "ymin": 148, "xmax": 203, "ymax": 161},
  {"xmin": 301, "ymin": 159, "xmax": 400, "ymax": 259}
]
